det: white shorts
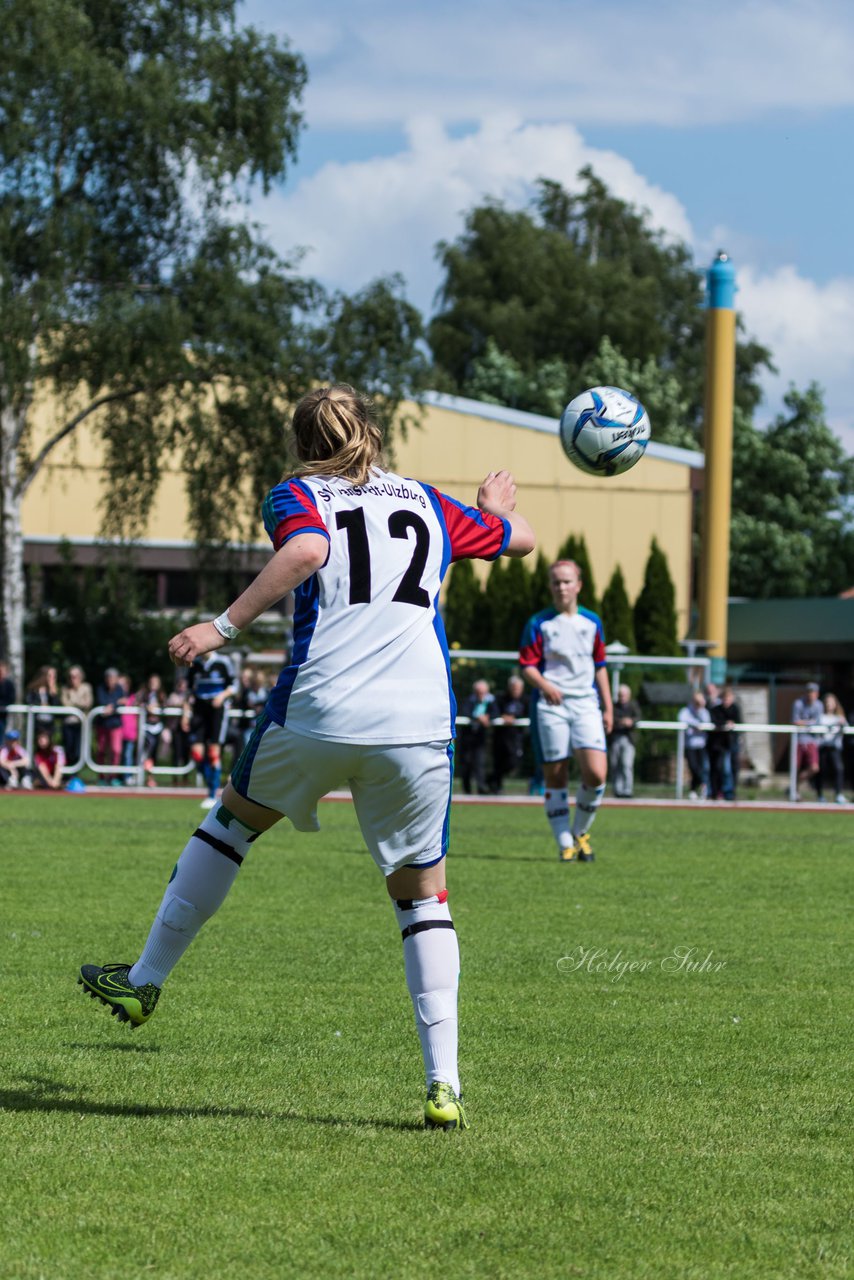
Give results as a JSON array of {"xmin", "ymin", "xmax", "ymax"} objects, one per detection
[
  {"xmin": 230, "ymin": 715, "xmax": 454, "ymax": 877},
  {"xmin": 535, "ymin": 695, "xmax": 606, "ymax": 763}
]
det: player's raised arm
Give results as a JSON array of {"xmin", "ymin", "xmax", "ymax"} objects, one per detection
[
  {"xmin": 168, "ymin": 532, "xmax": 329, "ymax": 666},
  {"xmin": 477, "ymin": 470, "xmax": 535, "ymax": 558}
]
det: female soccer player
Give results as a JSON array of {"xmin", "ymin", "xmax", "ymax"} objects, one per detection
[
  {"xmin": 519, "ymin": 560, "xmax": 613, "ymax": 862},
  {"xmin": 80, "ymin": 384, "xmax": 535, "ymax": 1131}
]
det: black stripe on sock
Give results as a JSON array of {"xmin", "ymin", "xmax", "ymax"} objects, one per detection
[
  {"xmin": 193, "ymin": 827, "xmax": 244, "ymax": 866},
  {"xmin": 395, "ymin": 898, "xmax": 414, "ymax": 910},
  {"xmin": 401, "ymin": 919, "xmax": 456, "ymax": 941}
]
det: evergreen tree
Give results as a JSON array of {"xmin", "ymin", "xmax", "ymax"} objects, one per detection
[
  {"xmin": 499, "ymin": 557, "xmax": 533, "ymax": 650},
  {"xmin": 634, "ymin": 539, "xmax": 679, "ymax": 655},
  {"xmin": 528, "ymin": 552, "xmax": 553, "ymax": 614},
  {"xmin": 479, "ymin": 557, "xmax": 508, "ymax": 648},
  {"xmin": 442, "ymin": 559, "xmax": 481, "ymax": 648},
  {"xmin": 556, "ymin": 533, "xmax": 598, "ymax": 613},
  {"xmin": 600, "ymin": 565, "xmax": 636, "ymax": 651}
]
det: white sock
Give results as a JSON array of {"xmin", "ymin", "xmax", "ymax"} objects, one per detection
[
  {"xmin": 129, "ymin": 807, "xmax": 259, "ymax": 988},
  {"xmin": 393, "ymin": 892, "xmax": 460, "ymax": 1096},
  {"xmin": 544, "ymin": 788, "xmax": 572, "ymax": 850},
  {"xmin": 572, "ymin": 783, "xmax": 606, "ymax": 838}
]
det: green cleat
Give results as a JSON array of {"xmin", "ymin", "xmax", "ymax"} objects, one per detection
[
  {"xmin": 424, "ymin": 1081, "xmax": 469, "ymax": 1131},
  {"xmin": 78, "ymin": 963, "xmax": 161, "ymax": 1028}
]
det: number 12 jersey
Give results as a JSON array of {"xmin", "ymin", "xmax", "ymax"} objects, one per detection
[{"xmin": 261, "ymin": 469, "xmax": 510, "ymax": 744}]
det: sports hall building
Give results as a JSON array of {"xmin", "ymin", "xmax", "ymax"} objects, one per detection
[{"xmin": 22, "ymin": 390, "xmax": 703, "ymax": 635}]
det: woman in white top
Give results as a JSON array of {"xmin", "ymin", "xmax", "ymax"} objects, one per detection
[
  {"xmin": 80, "ymin": 383, "xmax": 536, "ymax": 1132},
  {"xmin": 817, "ymin": 692, "xmax": 848, "ymax": 804}
]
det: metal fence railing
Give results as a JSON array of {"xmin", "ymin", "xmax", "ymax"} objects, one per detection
[{"xmin": 3, "ymin": 703, "xmax": 851, "ymax": 801}]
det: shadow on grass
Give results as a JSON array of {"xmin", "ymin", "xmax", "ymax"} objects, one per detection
[
  {"xmin": 67, "ymin": 1041, "xmax": 161, "ymax": 1054},
  {"xmin": 0, "ymin": 1079, "xmax": 423, "ymax": 1132}
]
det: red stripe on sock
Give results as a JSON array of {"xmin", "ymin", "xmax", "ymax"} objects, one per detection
[{"xmin": 437, "ymin": 889, "xmax": 449, "ymax": 904}]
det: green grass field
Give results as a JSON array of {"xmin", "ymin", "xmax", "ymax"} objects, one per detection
[{"xmin": 2, "ymin": 796, "xmax": 851, "ymax": 1280}]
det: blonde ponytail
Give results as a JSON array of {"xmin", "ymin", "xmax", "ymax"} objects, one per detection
[{"xmin": 289, "ymin": 385, "xmax": 385, "ymax": 486}]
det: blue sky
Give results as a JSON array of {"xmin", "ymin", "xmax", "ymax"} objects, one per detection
[{"xmin": 243, "ymin": 0, "xmax": 854, "ymax": 451}]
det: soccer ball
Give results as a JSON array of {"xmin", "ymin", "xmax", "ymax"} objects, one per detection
[{"xmin": 559, "ymin": 386, "xmax": 651, "ymax": 477}]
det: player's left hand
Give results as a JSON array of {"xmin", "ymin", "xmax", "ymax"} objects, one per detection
[
  {"xmin": 168, "ymin": 621, "xmax": 225, "ymax": 666},
  {"xmin": 602, "ymin": 706, "xmax": 614, "ymax": 735},
  {"xmin": 477, "ymin": 470, "xmax": 517, "ymax": 516}
]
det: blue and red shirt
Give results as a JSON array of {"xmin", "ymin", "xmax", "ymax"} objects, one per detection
[
  {"xmin": 520, "ymin": 607, "xmax": 607, "ymax": 699},
  {"xmin": 261, "ymin": 469, "xmax": 510, "ymax": 743}
]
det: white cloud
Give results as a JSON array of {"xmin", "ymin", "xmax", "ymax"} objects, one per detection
[
  {"xmin": 737, "ymin": 266, "xmax": 854, "ymax": 449},
  {"xmin": 254, "ymin": 115, "xmax": 854, "ymax": 454},
  {"xmin": 256, "ymin": 117, "xmax": 692, "ymax": 308},
  {"xmin": 250, "ymin": 0, "xmax": 854, "ymax": 128}
]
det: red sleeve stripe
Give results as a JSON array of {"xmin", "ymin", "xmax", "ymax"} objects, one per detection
[
  {"xmin": 430, "ymin": 490, "xmax": 510, "ymax": 561},
  {"xmin": 519, "ymin": 641, "xmax": 543, "ymax": 667},
  {"xmin": 271, "ymin": 512, "xmax": 330, "ymax": 551}
]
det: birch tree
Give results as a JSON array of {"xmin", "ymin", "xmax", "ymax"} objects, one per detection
[{"xmin": 0, "ymin": 0, "xmax": 427, "ymax": 687}]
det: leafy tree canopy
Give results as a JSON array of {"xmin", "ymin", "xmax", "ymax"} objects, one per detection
[
  {"xmin": 729, "ymin": 386, "xmax": 854, "ymax": 597},
  {"xmin": 0, "ymin": 0, "xmax": 428, "ymax": 680},
  {"xmin": 429, "ymin": 169, "xmax": 772, "ymax": 431}
]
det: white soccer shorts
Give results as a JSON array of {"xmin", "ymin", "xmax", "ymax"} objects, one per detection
[
  {"xmin": 535, "ymin": 694, "xmax": 606, "ymax": 762},
  {"xmin": 230, "ymin": 717, "xmax": 454, "ymax": 877}
]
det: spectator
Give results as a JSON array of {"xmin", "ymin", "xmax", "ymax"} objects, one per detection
[
  {"xmin": 609, "ymin": 683, "xmax": 641, "ymax": 799},
  {"xmin": 94, "ymin": 668, "xmax": 123, "ymax": 769},
  {"xmin": 33, "ymin": 728, "xmax": 66, "ymax": 790},
  {"xmin": 678, "ymin": 691, "xmax": 711, "ymax": 800},
  {"xmin": 26, "ymin": 665, "xmax": 59, "ymax": 734},
  {"xmin": 0, "ymin": 660, "xmax": 16, "ymax": 742},
  {"xmin": 0, "ymin": 728, "xmax": 32, "ymax": 789},
  {"xmin": 458, "ymin": 678, "xmax": 495, "ymax": 796},
  {"xmin": 792, "ymin": 682, "xmax": 823, "ymax": 801},
  {"xmin": 817, "ymin": 693, "xmax": 848, "ymax": 805},
  {"xmin": 189, "ymin": 651, "xmax": 239, "ymax": 809},
  {"xmin": 140, "ymin": 675, "xmax": 166, "ymax": 788},
  {"xmin": 164, "ymin": 675, "xmax": 193, "ymax": 778},
  {"xmin": 236, "ymin": 667, "xmax": 270, "ymax": 749},
  {"xmin": 60, "ymin": 665, "xmax": 94, "ymax": 766},
  {"xmin": 491, "ymin": 674, "xmax": 527, "ymax": 794},
  {"xmin": 118, "ymin": 674, "xmax": 140, "ymax": 782},
  {"xmin": 707, "ymin": 683, "xmax": 742, "ymax": 801},
  {"xmin": 720, "ymin": 686, "xmax": 743, "ymax": 799}
]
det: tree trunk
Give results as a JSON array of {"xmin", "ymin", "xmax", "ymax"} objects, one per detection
[{"xmin": 0, "ymin": 404, "xmax": 26, "ymax": 694}]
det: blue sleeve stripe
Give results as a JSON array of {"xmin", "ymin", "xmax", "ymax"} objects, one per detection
[{"xmin": 423, "ymin": 485, "xmax": 452, "ymax": 578}]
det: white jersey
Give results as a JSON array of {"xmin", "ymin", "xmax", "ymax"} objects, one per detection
[
  {"xmin": 519, "ymin": 607, "xmax": 607, "ymax": 699},
  {"xmin": 260, "ymin": 469, "xmax": 509, "ymax": 744}
]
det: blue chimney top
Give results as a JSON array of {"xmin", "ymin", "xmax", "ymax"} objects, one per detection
[{"xmin": 707, "ymin": 250, "xmax": 736, "ymax": 309}]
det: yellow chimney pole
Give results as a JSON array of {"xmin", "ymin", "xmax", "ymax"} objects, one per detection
[{"xmin": 699, "ymin": 251, "xmax": 737, "ymax": 684}]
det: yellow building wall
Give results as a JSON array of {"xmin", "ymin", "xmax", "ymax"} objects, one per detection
[
  {"xmin": 22, "ymin": 394, "xmax": 697, "ymax": 635},
  {"xmin": 394, "ymin": 403, "xmax": 696, "ymax": 636}
]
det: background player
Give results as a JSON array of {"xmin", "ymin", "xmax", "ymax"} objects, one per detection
[
  {"xmin": 189, "ymin": 651, "xmax": 238, "ymax": 809},
  {"xmin": 519, "ymin": 559, "xmax": 613, "ymax": 862},
  {"xmin": 79, "ymin": 383, "xmax": 535, "ymax": 1132}
]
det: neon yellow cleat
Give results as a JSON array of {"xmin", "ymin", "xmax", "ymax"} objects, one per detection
[
  {"xmin": 78, "ymin": 963, "xmax": 161, "ymax": 1027},
  {"xmin": 573, "ymin": 832, "xmax": 595, "ymax": 862},
  {"xmin": 424, "ymin": 1081, "xmax": 469, "ymax": 1131}
]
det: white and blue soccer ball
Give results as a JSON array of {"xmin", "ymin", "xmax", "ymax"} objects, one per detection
[{"xmin": 559, "ymin": 386, "xmax": 651, "ymax": 477}]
